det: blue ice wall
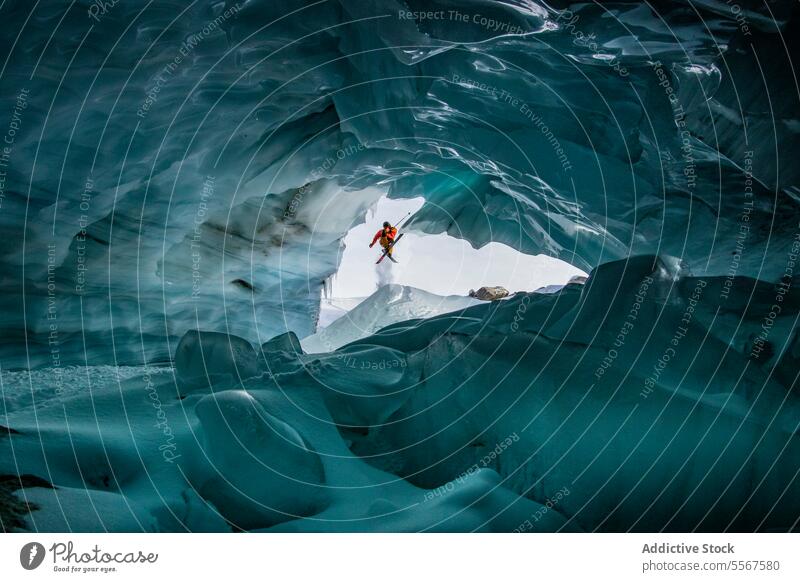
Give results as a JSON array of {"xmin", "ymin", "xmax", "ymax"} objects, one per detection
[{"xmin": 0, "ymin": 0, "xmax": 797, "ymax": 366}]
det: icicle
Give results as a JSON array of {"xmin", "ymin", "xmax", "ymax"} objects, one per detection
[{"xmin": 322, "ymin": 275, "xmax": 332, "ymax": 300}]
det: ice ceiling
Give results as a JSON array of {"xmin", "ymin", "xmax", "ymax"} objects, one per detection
[{"xmin": 1, "ymin": 0, "xmax": 799, "ymax": 532}]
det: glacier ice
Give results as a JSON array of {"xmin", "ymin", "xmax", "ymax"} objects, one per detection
[
  {"xmin": 5, "ymin": 257, "xmax": 798, "ymax": 531},
  {"xmin": 0, "ymin": 0, "xmax": 799, "ymax": 532},
  {"xmin": 194, "ymin": 390, "xmax": 327, "ymax": 529},
  {"xmin": 3, "ymin": 0, "xmax": 797, "ymax": 367},
  {"xmin": 175, "ymin": 329, "xmax": 261, "ymax": 391}
]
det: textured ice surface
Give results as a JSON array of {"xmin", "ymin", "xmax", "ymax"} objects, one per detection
[
  {"xmin": 4, "ymin": 258, "xmax": 799, "ymax": 531},
  {"xmin": 174, "ymin": 329, "xmax": 260, "ymax": 391},
  {"xmin": 1, "ymin": 0, "xmax": 799, "ymax": 532}
]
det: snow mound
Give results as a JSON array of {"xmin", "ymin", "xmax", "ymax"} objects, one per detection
[
  {"xmin": 195, "ymin": 390, "xmax": 327, "ymax": 529},
  {"xmin": 175, "ymin": 330, "xmax": 260, "ymax": 392},
  {"xmin": 301, "ymin": 285, "xmax": 481, "ymax": 353},
  {"xmin": 318, "ymin": 297, "xmax": 369, "ymax": 328}
]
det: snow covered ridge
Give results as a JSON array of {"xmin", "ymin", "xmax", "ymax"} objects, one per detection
[
  {"xmin": 2, "ymin": 257, "xmax": 798, "ymax": 532},
  {"xmin": 303, "ymin": 283, "xmax": 581, "ymax": 353},
  {"xmin": 0, "ymin": 0, "xmax": 798, "ymax": 366},
  {"xmin": 302, "ymin": 284, "xmax": 482, "ymax": 353}
]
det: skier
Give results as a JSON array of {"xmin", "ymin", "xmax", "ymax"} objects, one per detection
[{"xmin": 369, "ymin": 221, "xmax": 398, "ymax": 258}]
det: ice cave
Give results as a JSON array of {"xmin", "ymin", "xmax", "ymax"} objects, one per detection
[{"xmin": 1, "ymin": 0, "xmax": 799, "ymax": 533}]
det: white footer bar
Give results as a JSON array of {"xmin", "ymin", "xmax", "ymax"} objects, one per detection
[{"xmin": 1, "ymin": 533, "xmax": 796, "ymax": 581}]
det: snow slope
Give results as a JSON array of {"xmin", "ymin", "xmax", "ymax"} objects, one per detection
[
  {"xmin": 302, "ymin": 285, "xmax": 481, "ymax": 353},
  {"xmin": 317, "ymin": 297, "xmax": 368, "ymax": 329}
]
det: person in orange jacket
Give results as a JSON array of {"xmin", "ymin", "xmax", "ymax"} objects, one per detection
[{"xmin": 369, "ymin": 221, "xmax": 398, "ymax": 256}]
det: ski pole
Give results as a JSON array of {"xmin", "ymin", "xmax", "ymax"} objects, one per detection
[{"xmin": 393, "ymin": 211, "xmax": 412, "ymax": 229}]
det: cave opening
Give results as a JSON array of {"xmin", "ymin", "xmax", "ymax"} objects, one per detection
[{"xmin": 313, "ymin": 194, "xmax": 587, "ymax": 333}]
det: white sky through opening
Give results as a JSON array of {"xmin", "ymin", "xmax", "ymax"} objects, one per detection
[{"xmin": 330, "ymin": 196, "xmax": 587, "ymax": 300}]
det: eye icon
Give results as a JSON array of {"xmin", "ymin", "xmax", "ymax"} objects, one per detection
[{"xmin": 20, "ymin": 542, "xmax": 46, "ymax": 570}]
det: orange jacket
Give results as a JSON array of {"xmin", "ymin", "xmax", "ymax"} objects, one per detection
[{"xmin": 371, "ymin": 226, "xmax": 397, "ymax": 245}]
